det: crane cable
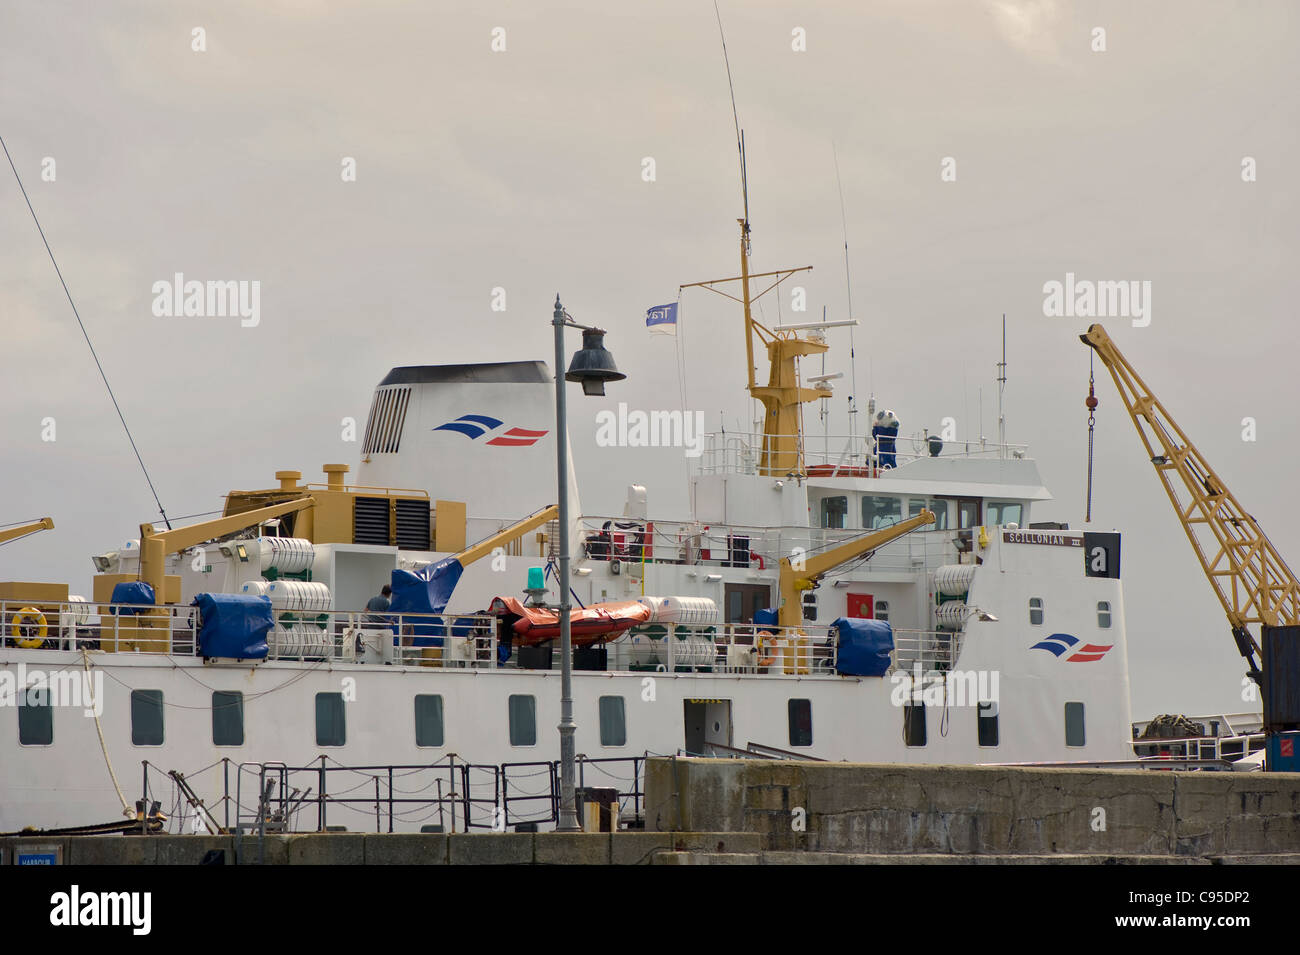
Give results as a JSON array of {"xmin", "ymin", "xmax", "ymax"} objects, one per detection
[{"xmin": 1085, "ymin": 352, "xmax": 1098, "ymax": 522}]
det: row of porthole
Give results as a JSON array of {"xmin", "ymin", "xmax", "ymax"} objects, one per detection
[
  {"xmin": 902, "ymin": 701, "xmax": 1087, "ymax": 748},
  {"xmin": 1030, "ymin": 599, "xmax": 1112, "ymax": 628}
]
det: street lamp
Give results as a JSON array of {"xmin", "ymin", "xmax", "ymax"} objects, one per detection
[{"xmin": 552, "ymin": 293, "xmax": 624, "ymax": 832}]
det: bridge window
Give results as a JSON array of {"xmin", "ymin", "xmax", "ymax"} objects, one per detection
[
  {"xmin": 875, "ymin": 600, "xmax": 890, "ymax": 622},
  {"xmin": 414, "ymin": 694, "xmax": 445, "ymax": 747},
  {"xmin": 977, "ymin": 701, "xmax": 999, "ymax": 747},
  {"xmin": 788, "ymin": 699, "xmax": 813, "ymax": 747},
  {"xmin": 862, "ymin": 495, "xmax": 902, "ymax": 530},
  {"xmin": 509, "ymin": 694, "xmax": 536, "ymax": 746},
  {"xmin": 131, "ymin": 689, "xmax": 165, "ymax": 746},
  {"xmin": 986, "ymin": 502, "xmax": 1023, "ymax": 526},
  {"xmin": 599, "ymin": 696, "xmax": 626, "ymax": 747},
  {"xmin": 910, "ymin": 498, "xmax": 949, "ymax": 530},
  {"xmin": 1065, "ymin": 702, "xmax": 1086, "ymax": 747},
  {"xmin": 1029, "ymin": 597, "xmax": 1044, "ymax": 626},
  {"xmin": 904, "ymin": 703, "xmax": 926, "ymax": 747},
  {"xmin": 1097, "ymin": 601, "xmax": 1112, "ymax": 628},
  {"xmin": 212, "ymin": 691, "xmax": 244, "ymax": 747},
  {"xmin": 315, "ymin": 692, "xmax": 346, "ymax": 747},
  {"xmin": 18, "ymin": 687, "xmax": 53, "ymax": 745},
  {"xmin": 820, "ymin": 496, "xmax": 848, "ymax": 529}
]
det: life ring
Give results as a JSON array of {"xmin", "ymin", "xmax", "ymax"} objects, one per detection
[
  {"xmin": 11, "ymin": 607, "xmax": 47, "ymax": 649},
  {"xmin": 755, "ymin": 630, "xmax": 777, "ymax": 668}
]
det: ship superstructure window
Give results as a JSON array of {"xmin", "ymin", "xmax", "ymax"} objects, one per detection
[
  {"xmin": 1029, "ymin": 597, "xmax": 1044, "ymax": 626},
  {"xmin": 904, "ymin": 703, "xmax": 926, "ymax": 746},
  {"xmin": 875, "ymin": 600, "xmax": 890, "ymax": 622},
  {"xmin": 414, "ymin": 694, "xmax": 445, "ymax": 747},
  {"xmin": 977, "ymin": 701, "xmax": 999, "ymax": 747},
  {"xmin": 862, "ymin": 495, "xmax": 902, "ymax": 530},
  {"xmin": 131, "ymin": 689, "xmax": 165, "ymax": 746},
  {"xmin": 986, "ymin": 502, "xmax": 1023, "ymax": 526},
  {"xmin": 315, "ymin": 692, "xmax": 346, "ymax": 747},
  {"xmin": 598, "ymin": 696, "xmax": 626, "ymax": 747},
  {"xmin": 1097, "ymin": 601, "xmax": 1112, "ymax": 628},
  {"xmin": 910, "ymin": 498, "xmax": 949, "ymax": 530},
  {"xmin": 18, "ymin": 687, "xmax": 53, "ymax": 745},
  {"xmin": 212, "ymin": 691, "xmax": 244, "ymax": 746},
  {"xmin": 509, "ymin": 694, "xmax": 536, "ymax": 746},
  {"xmin": 788, "ymin": 699, "xmax": 813, "ymax": 747},
  {"xmin": 820, "ymin": 496, "xmax": 848, "ymax": 529},
  {"xmin": 1065, "ymin": 702, "xmax": 1086, "ymax": 747}
]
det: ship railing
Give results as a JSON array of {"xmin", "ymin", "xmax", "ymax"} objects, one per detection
[
  {"xmin": 695, "ymin": 430, "xmax": 1031, "ymax": 476},
  {"xmin": 889, "ymin": 629, "xmax": 963, "ymax": 673},
  {"xmin": 1130, "ymin": 732, "xmax": 1267, "ymax": 764},
  {"xmin": 0, "ymin": 597, "xmax": 198, "ymax": 655},
  {"xmin": 335, "ymin": 610, "xmax": 498, "ymax": 668},
  {"xmin": 149, "ymin": 753, "xmax": 654, "ymax": 835},
  {"xmin": 577, "ymin": 515, "xmax": 954, "ymax": 577}
]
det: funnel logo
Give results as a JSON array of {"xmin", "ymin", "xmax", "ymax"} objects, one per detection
[
  {"xmin": 1030, "ymin": 633, "xmax": 1113, "ymax": 662},
  {"xmin": 434, "ymin": 414, "xmax": 548, "ymax": 447}
]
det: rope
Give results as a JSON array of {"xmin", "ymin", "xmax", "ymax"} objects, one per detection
[
  {"xmin": 81, "ymin": 651, "xmax": 133, "ymax": 817},
  {"xmin": 1, "ymin": 134, "xmax": 171, "ymax": 529}
]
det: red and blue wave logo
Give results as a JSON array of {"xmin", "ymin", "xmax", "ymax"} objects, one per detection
[
  {"xmin": 433, "ymin": 414, "xmax": 548, "ymax": 447},
  {"xmin": 1030, "ymin": 633, "xmax": 1113, "ymax": 663}
]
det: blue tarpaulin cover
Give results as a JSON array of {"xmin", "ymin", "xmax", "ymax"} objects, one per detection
[
  {"xmin": 832, "ymin": 616, "xmax": 894, "ymax": 677},
  {"xmin": 193, "ymin": 592, "xmax": 272, "ymax": 660},
  {"xmin": 109, "ymin": 581, "xmax": 155, "ymax": 614},
  {"xmin": 753, "ymin": 607, "xmax": 779, "ymax": 628},
  {"xmin": 389, "ymin": 557, "xmax": 468, "ymax": 646}
]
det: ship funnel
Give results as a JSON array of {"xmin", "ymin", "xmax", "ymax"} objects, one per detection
[{"xmin": 565, "ymin": 328, "xmax": 625, "ymax": 397}]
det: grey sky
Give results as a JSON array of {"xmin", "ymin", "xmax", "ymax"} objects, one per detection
[{"xmin": 2, "ymin": 0, "xmax": 1297, "ymax": 718}]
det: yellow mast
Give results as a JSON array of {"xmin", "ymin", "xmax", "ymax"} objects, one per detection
[{"xmin": 682, "ymin": 220, "xmax": 829, "ymax": 476}]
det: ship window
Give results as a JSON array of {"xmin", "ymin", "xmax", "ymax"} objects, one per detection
[
  {"xmin": 820, "ymin": 496, "xmax": 848, "ymax": 529},
  {"xmin": 315, "ymin": 692, "xmax": 346, "ymax": 747},
  {"xmin": 1029, "ymin": 597, "xmax": 1044, "ymax": 626},
  {"xmin": 1097, "ymin": 601, "xmax": 1112, "ymax": 629},
  {"xmin": 131, "ymin": 689, "xmax": 165, "ymax": 746},
  {"xmin": 1065, "ymin": 702, "xmax": 1086, "ymax": 747},
  {"xmin": 788, "ymin": 699, "xmax": 813, "ymax": 747},
  {"xmin": 875, "ymin": 600, "xmax": 890, "ymax": 622},
  {"xmin": 987, "ymin": 502, "xmax": 1023, "ymax": 526},
  {"xmin": 509, "ymin": 694, "xmax": 536, "ymax": 746},
  {"xmin": 18, "ymin": 686, "xmax": 53, "ymax": 745},
  {"xmin": 977, "ymin": 701, "xmax": 999, "ymax": 747},
  {"xmin": 414, "ymin": 694, "xmax": 445, "ymax": 747},
  {"xmin": 862, "ymin": 495, "xmax": 902, "ymax": 530},
  {"xmin": 904, "ymin": 703, "xmax": 926, "ymax": 747},
  {"xmin": 212, "ymin": 691, "xmax": 244, "ymax": 747},
  {"xmin": 598, "ymin": 696, "xmax": 626, "ymax": 747},
  {"xmin": 911, "ymin": 498, "xmax": 950, "ymax": 530}
]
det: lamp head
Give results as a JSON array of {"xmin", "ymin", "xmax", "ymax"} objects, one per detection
[{"xmin": 565, "ymin": 328, "xmax": 625, "ymax": 396}]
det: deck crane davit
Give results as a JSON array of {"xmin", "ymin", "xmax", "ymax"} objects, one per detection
[
  {"xmin": 0, "ymin": 517, "xmax": 55, "ymax": 546},
  {"xmin": 1081, "ymin": 326, "xmax": 1300, "ymax": 766}
]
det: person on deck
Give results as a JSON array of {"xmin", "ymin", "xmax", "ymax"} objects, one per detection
[{"xmin": 364, "ymin": 585, "xmax": 392, "ymax": 625}]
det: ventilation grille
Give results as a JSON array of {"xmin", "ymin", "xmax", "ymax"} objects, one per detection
[
  {"xmin": 353, "ymin": 497, "xmax": 390, "ymax": 545},
  {"xmin": 394, "ymin": 499, "xmax": 431, "ymax": 550},
  {"xmin": 362, "ymin": 386, "xmax": 412, "ymax": 455}
]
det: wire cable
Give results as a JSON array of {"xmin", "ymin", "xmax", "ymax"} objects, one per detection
[{"xmin": 1, "ymin": 134, "xmax": 172, "ymax": 529}]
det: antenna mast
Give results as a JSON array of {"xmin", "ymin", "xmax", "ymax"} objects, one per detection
[{"xmin": 997, "ymin": 314, "xmax": 1007, "ymax": 457}]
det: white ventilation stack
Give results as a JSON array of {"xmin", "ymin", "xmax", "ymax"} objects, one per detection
[{"xmin": 354, "ymin": 361, "xmax": 583, "ymax": 531}]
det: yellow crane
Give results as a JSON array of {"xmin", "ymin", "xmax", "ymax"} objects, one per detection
[
  {"xmin": 0, "ymin": 517, "xmax": 54, "ymax": 546},
  {"xmin": 1081, "ymin": 323, "xmax": 1300, "ymax": 684},
  {"xmin": 778, "ymin": 510, "xmax": 935, "ymax": 628}
]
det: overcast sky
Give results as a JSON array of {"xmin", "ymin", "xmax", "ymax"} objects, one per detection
[{"xmin": 2, "ymin": 0, "xmax": 1297, "ymax": 718}]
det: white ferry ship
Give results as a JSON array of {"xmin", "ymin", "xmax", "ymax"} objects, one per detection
[{"xmin": 1, "ymin": 220, "xmax": 1140, "ymax": 836}]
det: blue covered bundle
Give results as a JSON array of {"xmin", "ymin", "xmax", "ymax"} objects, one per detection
[
  {"xmin": 109, "ymin": 581, "xmax": 155, "ymax": 614},
  {"xmin": 832, "ymin": 617, "xmax": 894, "ymax": 677},
  {"xmin": 193, "ymin": 592, "xmax": 272, "ymax": 660},
  {"xmin": 389, "ymin": 557, "xmax": 470, "ymax": 646}
]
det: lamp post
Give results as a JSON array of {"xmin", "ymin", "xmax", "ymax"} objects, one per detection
[{"xmin": 552, "ymin": 294, "xmax": 624, "ymax": 831}]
